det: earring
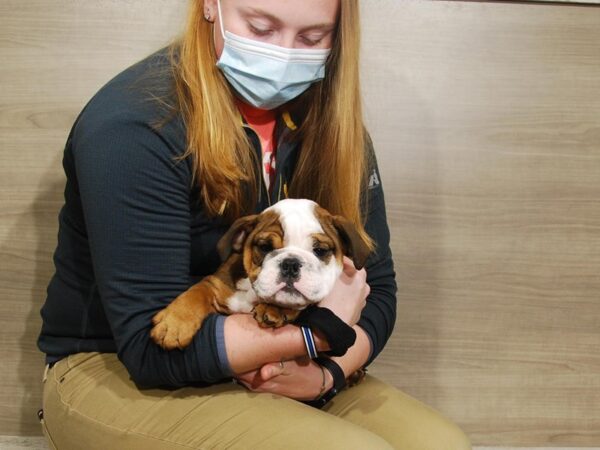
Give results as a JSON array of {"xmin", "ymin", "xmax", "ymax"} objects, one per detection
[{"xmin": 204, "ymin": 10, "xmax": 211, "ymax": 22}]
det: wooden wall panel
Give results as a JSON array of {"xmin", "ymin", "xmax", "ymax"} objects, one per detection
[
  {"xmin": 1, "ymin": 0, "xmax": 599, "ymax": 446},
  {"xmin": 361, "ymin": 0, "xmax": 600, "ymax": 446},
  {"xmin": 0, "ymin": 0, "xmax": 189, "ymax": 436}
]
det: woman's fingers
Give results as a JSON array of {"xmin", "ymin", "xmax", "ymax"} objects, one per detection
[
  {"xmin": 260, "ymin": 361, "xmax": 285, "ymax": 380},
  {"xmin": 342, "ymin": 256, "xmax": 358, "ymax": 275}
]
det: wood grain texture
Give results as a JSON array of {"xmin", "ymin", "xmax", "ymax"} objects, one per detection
[
  {"xmin": 1, "ymin": 0, "xmax": 599, "ymax": 445},
  {"xmin": 360, "ymin": 0, "xmax": 600, "ymax": 446},
  {"xmin": 0, "ymin": 0, "xmax": 188, "ymax": 436}
]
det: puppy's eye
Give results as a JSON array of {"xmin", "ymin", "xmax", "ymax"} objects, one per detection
[
  {"xmin": 257, "ymin": 242, "xmax": 274, "ymax": 254},
  {"xmin": 313, "ymin": 247, "xmax": 331, "ymax": 258}
]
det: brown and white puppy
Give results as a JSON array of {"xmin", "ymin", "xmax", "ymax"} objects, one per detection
[{"xmin": 150, "ymin": 199, "xmax": 370, "ymax": 351}]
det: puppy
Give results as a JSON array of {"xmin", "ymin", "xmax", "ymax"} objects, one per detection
[{"xmin": 150, "ymin": 198, "xmax": 370, "ymax": 351}]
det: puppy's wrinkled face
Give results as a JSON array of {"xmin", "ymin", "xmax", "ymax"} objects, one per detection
[{"xmin": 242, "ymin": 199, "xmax": 344, "ymax": 309}]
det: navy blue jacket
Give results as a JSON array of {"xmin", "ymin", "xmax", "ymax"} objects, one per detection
[{"xmin": 37, "ymin": 47, "xmax": 397, "ymax": 388}]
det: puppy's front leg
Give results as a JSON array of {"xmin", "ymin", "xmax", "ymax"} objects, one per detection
[{"xmin": 151, "ymin": 278, "xmax": 230, "ymax": 350}]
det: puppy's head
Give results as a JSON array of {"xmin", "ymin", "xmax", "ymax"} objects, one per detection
[{"xmin": 217, "ymin": 199, "xmax": 371, "ymax": 309}]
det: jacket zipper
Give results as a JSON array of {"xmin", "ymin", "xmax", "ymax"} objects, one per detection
[
  {"xmin": 274, "ymin": 123, "xmax": 292, "ymax": 202},
  {"xmin": 242, "ymin": 124, "xmax": 272, "ymax": 207}
]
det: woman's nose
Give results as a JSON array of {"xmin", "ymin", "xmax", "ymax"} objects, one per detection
[{"xmin": 273, "ymin": 32, "xmax": 298, "ymax": 49}]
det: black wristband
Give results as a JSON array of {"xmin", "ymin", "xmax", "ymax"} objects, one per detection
[
  {"xmin": 294, "ymin": 306, "xmax": 356, "ymax": 356},
  {"xmin": 303, "ymin": 357, "xmax": 346, "ymax": 409}
]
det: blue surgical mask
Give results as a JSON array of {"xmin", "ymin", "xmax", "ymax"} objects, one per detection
[{"xmin": 215, "ymin": 0, "xmax": 331, "ymax": 110}]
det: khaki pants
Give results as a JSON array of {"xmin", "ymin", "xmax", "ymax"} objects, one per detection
[{"xmin": 40, "ymin": 352, "xmax": 470, "ymax": 450}]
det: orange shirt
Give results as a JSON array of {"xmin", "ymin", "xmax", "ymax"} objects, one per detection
[{"xmin": 236, "ymin": 99, "xmax": 277, "ymax": 192}]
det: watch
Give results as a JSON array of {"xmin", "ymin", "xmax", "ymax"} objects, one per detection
[{"xmin": 304, "ymin": 357, "xmax": 347, "ymax": 409}]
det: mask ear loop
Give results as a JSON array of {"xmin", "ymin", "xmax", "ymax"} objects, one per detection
[{"xmin": 216, "ymin": 0, "xmax": 227, "ymax": 40}]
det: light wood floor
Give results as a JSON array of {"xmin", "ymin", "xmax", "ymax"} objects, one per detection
[
  {"xmin": 1, "ymin": 435, "xmax": 599, "ymax": 450},
  {"xmin": 1, "ymin": 436, "xmax": 600, "ymax": 450}
]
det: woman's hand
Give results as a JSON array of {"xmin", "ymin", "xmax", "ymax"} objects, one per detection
[
  {"xmin": 318, "ymin": 256, "xmax": 370, "ymax": 326},
  {"xmin": 234, "ymin": 326, "xmax": 372, "ymax": 401},
  {"xmin": 235, "ymin": 357, "xmax": 333, "ymax": 401}
]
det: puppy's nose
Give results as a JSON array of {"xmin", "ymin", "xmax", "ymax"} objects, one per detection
[{"xmin": 280, "ymin": 257, "xmax": 301, "ymax": 280}]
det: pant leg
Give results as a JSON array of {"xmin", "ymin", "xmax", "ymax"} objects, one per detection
[
  {"xmin": 42, "ymin": 352, "xmax": 393, "ymax": 450},
  {"xmin": 324, "ymin": 375, "xmax": 472, "ymax": 450}
]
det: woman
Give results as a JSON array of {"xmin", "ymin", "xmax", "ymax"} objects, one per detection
[{"xmin": 37, "ymin": 0, "xmax": 471, "ymax": 448}]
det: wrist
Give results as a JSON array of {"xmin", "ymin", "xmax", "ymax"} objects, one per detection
[
  {"xmin": 350, "ymin": 325, "xmax": 372, "ymax": 369},
  {"xmin": 312, "ymin": 329, "xmax": 330, "ymax": 353},
  {"xmin": 323, "ymin": 365, "xmax": 334, "ymax": 391},
  {"xmin": 294, "ymin": 306, "xmax": 356, "ymax": 356},
  {"xmin": 305, "ymin": 357, "xmax": 347, "ymax": 408},
  {"xmin": 313, "ymin": 362, "xmax": 334, "ymax": 401}
]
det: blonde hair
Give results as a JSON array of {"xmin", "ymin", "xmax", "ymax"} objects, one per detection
[{"xmin": 168, "ymin": 0, "xmax": 373, "ymax": 249}]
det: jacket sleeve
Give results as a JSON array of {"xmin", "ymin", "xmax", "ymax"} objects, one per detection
[
  {"xmin": 74, "ymin": 113, "xmax": 231, "ymax": 388},
  {"xmin": 358, "ymin": 138, "xmax": 398, "ymax": 366}
]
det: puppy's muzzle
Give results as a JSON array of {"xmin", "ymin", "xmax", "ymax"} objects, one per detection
[{"xmin": 280, "ymin": 257, "xmax": 302, "ymax": 285}]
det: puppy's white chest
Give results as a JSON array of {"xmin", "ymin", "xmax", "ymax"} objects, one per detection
[{"xmin": 226, "ymin": 278, "xmax": 258, "ymax": 313}]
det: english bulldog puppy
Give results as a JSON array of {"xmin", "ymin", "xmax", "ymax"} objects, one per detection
[{"xmin": 150, "ymin": 198, "xmax": 371, "ymax": 351}]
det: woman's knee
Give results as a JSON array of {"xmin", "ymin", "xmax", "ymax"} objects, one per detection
[
  {"xmin": 284, "ymin": 414, "xmax": 395, "ymax": 450},
  {"xmin": 420, "ymin": 412, "xmax": 471, "ymax": 450},
  {"xmin": 327, "ymin": 376, "xmax": 471, "ymax": 450}
]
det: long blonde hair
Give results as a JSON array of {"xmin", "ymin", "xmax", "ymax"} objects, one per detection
[{"xmin": 169, "ymin": 0, "xmax": 373, "ymax": 248}]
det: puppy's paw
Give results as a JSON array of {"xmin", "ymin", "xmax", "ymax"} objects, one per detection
[
  {"xmin": 150, "ymin": 303, "xmax": 202, "ymax": 350},
  {"xmin": 253, "ymin": 304, "xmax": 298, "ymax": 328}
]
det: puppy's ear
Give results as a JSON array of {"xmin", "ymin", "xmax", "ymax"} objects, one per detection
[
  {"xmin": 331, "ymin": 215, "xmax": 372, "ymax": 270},
  {"xmin": 217, "ymin": 214, "xmax": 258, "ymax": 261}
]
